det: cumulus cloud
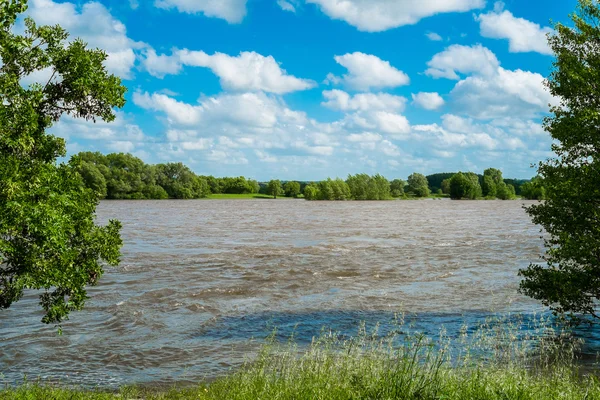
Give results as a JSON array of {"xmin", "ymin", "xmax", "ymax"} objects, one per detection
[
  {"xmin": 132, "ymin": 90, "xmax": 339, "ymax": 162},
  {"xmin": 326, "ymin": 52, "xmax": 409, "ymax": 90},
  {"xmin": 277, "ymin": 0, "xmax": 298, "ymax": 12},
  {"xmin": 143, "ymin": 50, "xmax": 315, "ymax": 94},
  {"xmin": 476, "ymin": 2, "xmax": 553, "ymax": 55},
  {"xmin": 322, "ymin": 90, "xmax": 406, "ymax": 112},
  {"xmin": 413, "ymin": 113, "xmax": 535, "ymax": 152},
  {"xmin": 426, "ymin": 32, "xmax": 443, "ymax": 41},
  {"xmin": 25, "ymin": 0, "xmax": 143, "ymax": 78},
  {"xmin": 425, "ymin": 45, "xmax": 558, "ymax": 119},
  {"xmin": 154, "ymin": 0, "xmax": 248, "ymax": 23},
  {"xmin": 411, "ymin": 92, "xmax": 445, "ymax": 110},
  {"xmin": 425, "ymin": 44, "xmax": 499, "ymax": 80},
  {"xmin": 142, "ymin": 48, "xmax": 184, "ymax": 78},
  {"xmin": 306, "ymin": 0, "xmax": 485, "ymax": 32},
  {"xmin": 450, "ymin": 67, "xmax": 558, "ymax": 119}
]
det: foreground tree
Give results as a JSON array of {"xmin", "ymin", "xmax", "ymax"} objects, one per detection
[
  {"xmin": 0, "ymin": 1, "xmax": 126, "ymax": 326},
  {"xmin": 520, "ymin": 0, "xmax": 600, "ymax": 324}
]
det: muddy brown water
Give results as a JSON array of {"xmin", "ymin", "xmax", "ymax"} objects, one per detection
[{"xmin": 0, "ymin": 199, "xmax": 576, "ymax": 387}]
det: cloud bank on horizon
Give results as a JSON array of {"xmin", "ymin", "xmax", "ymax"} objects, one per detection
[{"xmin": 26, "ymin": 0, "xmax": 574, "ymax": 180}]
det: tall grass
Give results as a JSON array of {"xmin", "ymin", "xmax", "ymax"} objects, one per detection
[{"xmin": 2, "ymin": 314, "xmax": 599, "ymax": 399}]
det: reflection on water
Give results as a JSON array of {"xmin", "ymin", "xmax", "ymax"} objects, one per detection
[{"xmin": 0, "ymin": 199, "xmax": 585, "ymax": 388}]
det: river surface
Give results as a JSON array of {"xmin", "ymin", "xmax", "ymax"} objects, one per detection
[{"xmin": 0, "ymin": 199, "xmax": 588, "ymax": 387}]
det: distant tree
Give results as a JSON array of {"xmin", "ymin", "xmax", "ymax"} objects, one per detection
[
  {"xmin": 390, "ymin": 179, "xmax": 406, "ymax": 198},
  {"xmin": 441, "ymin": 179, "xmax": 451, "ymax": 195},
  {"xmin": 75, "ymin": 161, "xmax": 108, "ymax": 198},
  {"xmin": 248, "ymin": 179, "xmax": 260, "ymax": 194},
  {"xmin": 330, "ymin": 178, "xmax": 352, "ymax": 200},
  {"xmin": 449, "ymin": 172, "xmax": 481, "ymax": 200},
  {"xmin": 267, "ymin": 180, "xmax": 283, "ymax": 199},
  {"xmin": 284, "ymin": 181, "xmax": 301, "ymax": 198},
  {"xmin": 202, "ymin": 176, "xmax": 222, "ymax": 194},
  {"xmin": 426, "ymin": 173, "xmax": 456, "ymax": 193},
  {"xmin": 449, "ymin": 172, "xmax": 469, "ymax": 199},
  {"xmin": 482, "ymin": 175, "xmax": 497, "ymax": 198},
  {"xmin": 155, "ymin": 163, "xmax": 209, "ymax": 199},
  {"xmin": 407, "ymin": 173, "xmax": 431, "ymax": 197},
  {"xmin": 346, "ymin": 174, "xmax": 370, "ymax": 200},
  {"xmin": 303, "ymin": 184, "xmax": 318, "ymax": 200},
  {"xmin": 520, "ymin": 177, "xmax": 546, "ymax": 200},
  {"xmin": 496, "ymin": 182, "xmax": 516, "ymax": 200},
  {"xmin": 0, "ymin": 1, "xmax": 125, "ymax": 325},
  {"xmin": 465, "ymin": 172, "xmax": 483, "ymax": 199},
  {"xmin": 372, "ymin": 174, "xmax": 391, "ymax": 200},
  {"xmin": 482, "ymin": 168, "xmax": 504, "ymax": 198}
]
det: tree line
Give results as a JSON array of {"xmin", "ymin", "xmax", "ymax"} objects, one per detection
[
  {"xmin": 74, "ymin": 152, "xmax": 264, "ymax": 199},
  {"xmin": 75, "ymin": 152, "xmax": 546, "ymax": 201}
]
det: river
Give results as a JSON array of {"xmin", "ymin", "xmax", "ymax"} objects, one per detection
[{"xmin": 0, "ymin": 199, "xmax": 578, "ymax": 387}]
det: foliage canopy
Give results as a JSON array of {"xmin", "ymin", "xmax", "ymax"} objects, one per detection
[
  {"xmin": 520, "ymin": 0, "xmax": 600, "ymax": 323},
  {"xmin": 0, "ymin": 1, "xmax": 127, "ymax": 325}
]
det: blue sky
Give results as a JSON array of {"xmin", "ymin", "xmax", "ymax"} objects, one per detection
[{"xmin": 26, "ymin": 0, "xmax": 576, "ymax": 180}]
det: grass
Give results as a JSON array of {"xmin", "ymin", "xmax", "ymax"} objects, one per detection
[{"xmin": 2, "ymin": 315, "xmax": 599, "ymax": 399}]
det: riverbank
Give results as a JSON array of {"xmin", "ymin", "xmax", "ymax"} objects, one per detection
[
  {"xmin": 3, "ymin": 318, "xmax": 598, "ymax": 400},
  {"xmin": 3, "ymin": 339, "xmax": 597, "ymax": 399}
]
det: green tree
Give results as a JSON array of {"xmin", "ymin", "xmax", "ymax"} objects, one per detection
[
  {"xmin": 520, "ymin": 0, "xmax": 600, "ymax": 324},
  {"xmin": 520, "ymin": 177, "xmax": 546, "ymax": 200},
  {"xmin": 0, "ymin": 1, "xmax": 125, "ymax": 325},
  {"xmin": 441, "ymin": 179, "xmax": 451, "ymax": 195},
  {"xmin": 482, "ymin": 175, "xmax": 497, "ymax": 198},
  {"xmin": 75, "ymin": 160, "xmax": 107, "ymax": 198},
  {"xmin": 449, "ymin": 172, "xmax": 469, "ymax": 200},
  {"xmin": 284, "ymin": 181, "xmax": 301, "ymax": 198},
  {"xmin": 496, "ymin": 182, "xmax": 516, "ymax": 200},
  {"xmin": 155, "ymin": 162, "xmax": 209, "ymax": 199},
  {"xmin": 465, "ymin": 172, "xmax": 483, "ymax": 199},
  {"xmin": 303, "ymin": 184, "xmax": 318, "ymax": 200},
  {"xmin": 426, "ymin": 173, "xmax": 456, "ymax": 193},
  {"xmin": 390, "ymin": 179, "xmax": 406, "ymax": 198},
  {"xmin": 267, "ymin": 179, "xmax": 283, "ymax": 199},
  {"xmin": 248, "ymin": 179, "xmax": 260, "ymax": 194},
  {"xmin": 482, "ymin": 168, "xmax": 504, "ymax": 198},
  {"xmin": 407, "ymin": 173, "xmax": 431, "ymax": 197}
]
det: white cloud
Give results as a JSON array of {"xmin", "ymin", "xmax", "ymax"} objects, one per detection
[
  {"xmin": 277, "ymin": 0, "xmax": 298, "ymax": 12},
  {"xmin": 306, "ymin": 0, "xmax": 485, "ymax": 32},
  {"xmin": 412, "ymin": 92, "xmax": 445, "ymax": 110},
  {"xmin": 50, "ymin": 112, "xmax": 149, "ymax": 158},
  {"xmin": 413, "ymin": 113, "xmax": 542, "ymax": 153},
  {"xmin": 425, "ymin": 44, "xmax": 499, "ymax": 80},
  {"xmin": 143, "ymin": 50, "xmax": 315, "ymax": 94},
  {"xmin": 476, "ymin": 2, "xmax": 553, "ymax": 55},
  {"xmin": 426, "ymin": 32, "xmax": 443, "ymax": 41},
  {"xmin": 322, "ymin": 90, "xmax": 406, "ymax": 112},
  {"xmin": 133, "ymin": 90, "xmax": 339, "ymax": 162},
  {"xmin": 450, "ymin": 67, "xmax": 558, "ymax": 119},
  {"xmin": 372, "ymin": 112, "xmax": 411, "ymax": 137},
  {"xmin": 347, "ymin": 132, "xmax": 382, "ymax": 143},
  {"xmin": 26, "ymin": 0, "xmax": 142, "ymax": 79},
  {"xmin": 326, "ymin": 52, "xmax": 409, "ymax": 90},
  {"xmin": 154, "ymin": 0, "xmax": 248, "ymax": 23},
  {"xmin": 142, "ymin": 49, "xmax": 184, "ymax": 78},
  {"xmin": 425, "ymin": 45, "xmax": 558, "ymax": 119}
]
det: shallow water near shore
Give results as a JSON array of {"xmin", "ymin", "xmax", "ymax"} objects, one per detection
[{"xmin": 1, "ymin": 199, "xmax": 598, "ymax": 388}]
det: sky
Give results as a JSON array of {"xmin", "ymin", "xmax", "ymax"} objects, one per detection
[{"xmin": 23, "ymin": 0, "xmax": 577, "ymax": 180}]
